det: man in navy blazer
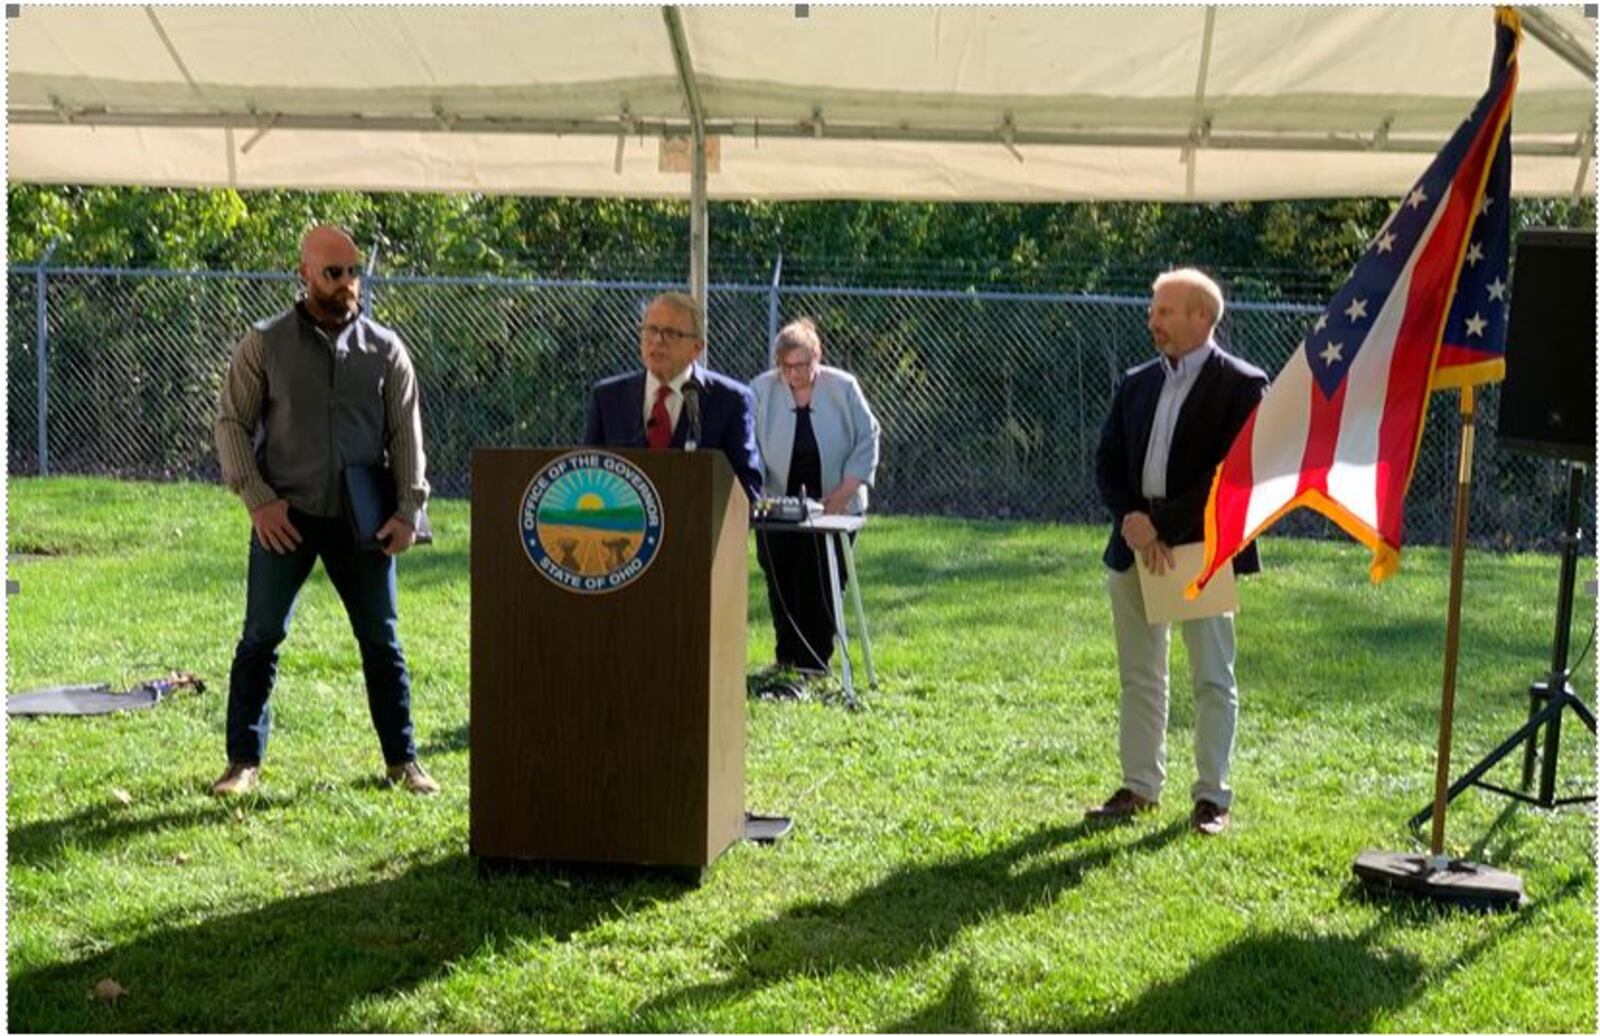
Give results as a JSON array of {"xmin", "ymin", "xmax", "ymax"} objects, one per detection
[
  {"xmin": 1088, "ymin": 268, "xmax": 1269, "ymax": 836},
  {"xmin": 584, "ymin": 291, "xmax": 763, "ymax": 500}
]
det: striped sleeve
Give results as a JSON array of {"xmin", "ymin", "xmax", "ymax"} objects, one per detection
[
  {"xmin": 214, "ymin": 328, "xmax": 278, "ymax": 511},
  {"xmin": 384, "ymin": 339, "xmax": 431, "ymax": 524}
]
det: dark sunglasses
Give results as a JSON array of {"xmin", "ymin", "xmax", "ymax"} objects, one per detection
[{"xmin": 321, "ymin": 264, "xmax": 363, "ymax": 281}]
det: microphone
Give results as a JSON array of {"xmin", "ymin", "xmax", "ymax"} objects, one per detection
[{"xmin": 681, "ymin": 378, "xmax": 702, "ymax": 452}]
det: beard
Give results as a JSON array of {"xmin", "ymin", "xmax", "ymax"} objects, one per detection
[{"xmin": 306, "ymin": 282, "xmax": 359, "ymax": 323}]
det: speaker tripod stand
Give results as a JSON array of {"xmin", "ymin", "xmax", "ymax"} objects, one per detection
[{"xmin": 1410, "ymin": 461, "xmax": 1596, "ymax": 832}]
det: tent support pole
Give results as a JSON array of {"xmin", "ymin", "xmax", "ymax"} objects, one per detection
[
  {"xmin": 1519, "ymin": 6, "xmax": 1595, "ymax": 81},
  {"xmin": 691, "ymin": 130, "xmax": 708, "ymax": 315},
  {"xmin": 11, "ymin": 107, "xmax": 1586, "ymax": 161},
  {"xmin": 1184, "ymin": 6, "xmax": 1217, "ymax": 198},
  {"xmin": 664, "ymin": 6, "xmax": 710, "ymax": 319}
]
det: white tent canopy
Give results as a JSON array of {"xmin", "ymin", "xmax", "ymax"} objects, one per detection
[{"xmin": 9, "ymin": 5, "xmax": 1596, "ymax": 203}]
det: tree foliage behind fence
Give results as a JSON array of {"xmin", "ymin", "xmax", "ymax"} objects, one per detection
[{"xmin": 6, "ymin": 266, "xmax": 1585, "ymax": 550}]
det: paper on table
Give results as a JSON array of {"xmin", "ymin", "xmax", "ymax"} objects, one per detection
[{"xmin": 1137, "ymin": 542, "xmax": 1236, "ymax": 624}]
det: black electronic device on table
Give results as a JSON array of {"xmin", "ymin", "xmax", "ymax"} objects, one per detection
[{"xmin": 753, "ymin": 495, "xmax": 823, "ymax": 523}]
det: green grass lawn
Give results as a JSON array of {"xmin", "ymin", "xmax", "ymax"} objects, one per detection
[{"xmin": 7, "ymin": 476, "xmax": 1595, "ymax": 1032}]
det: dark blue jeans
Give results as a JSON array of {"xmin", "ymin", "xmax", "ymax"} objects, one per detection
[{"xmin": 226, "ymin": 509, "xmax": 416, "ymax": 766}]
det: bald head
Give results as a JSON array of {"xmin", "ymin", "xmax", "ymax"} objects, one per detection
[
  {"xmin": 301, "ymin": 225, "xmax": 358, "ymax": 268},
  {"xmin": 298, "ymin": 225, "xmax": 362, "ymax": 326}
]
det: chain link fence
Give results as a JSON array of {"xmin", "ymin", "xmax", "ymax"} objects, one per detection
[{"xmin": 7, "ymin": 265, "xmax": 1586, "ymax": 550}]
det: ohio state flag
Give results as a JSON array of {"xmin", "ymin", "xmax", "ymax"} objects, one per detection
[{"xmin": 1190, "ymin": 7, "xmax": 1519, "ymax": 596}]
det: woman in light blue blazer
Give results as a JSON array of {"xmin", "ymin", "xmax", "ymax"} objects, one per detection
[{"xmin": 749, "ymin": 318, "xmax": 881, "ymax": 673}]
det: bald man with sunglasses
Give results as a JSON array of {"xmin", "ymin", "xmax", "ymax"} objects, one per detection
[{"xmin": 212, "ymin": 225, "xmax": 439, "ymax": 798}]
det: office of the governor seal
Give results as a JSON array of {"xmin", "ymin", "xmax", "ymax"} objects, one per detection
[{"xmin": 520, "ymin": 450, "xmax": 664, "ymax": 594}]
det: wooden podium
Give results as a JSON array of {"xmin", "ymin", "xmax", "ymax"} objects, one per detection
[{"xmin": 470, "ymin": 447, "xmax": 748, "ymax": 874}]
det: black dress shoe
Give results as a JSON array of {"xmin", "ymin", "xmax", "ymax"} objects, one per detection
[
  {"xmin": 1190, "ymin": 799, "xmax": 1230, "ymax": 835},
  {"xmin": 750, "ymin": 671, "xmax": 809, "ymax": 701},
  {"xmin": 767, "ymin": 680, "xmax": 808, "ymax": 701}
]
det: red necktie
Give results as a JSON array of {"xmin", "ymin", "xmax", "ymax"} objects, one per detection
[{"xmin": 647, "ymin": 384, "xmax": 673, "ymax": 450}]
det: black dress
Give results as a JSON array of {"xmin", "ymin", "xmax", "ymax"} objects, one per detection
[{"xmin": 756, "ymin": 405, "xmax": 848, "ymax": 671}]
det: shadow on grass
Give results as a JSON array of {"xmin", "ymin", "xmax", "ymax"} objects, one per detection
[
  {"xmin": 884, "ymin": 964, "xmax": 986, "ymax": 1033},
  {"xmin": 9, "ymin": 855, "xmax": 687, "ymax": 1032},
  {"xmin": 1043, "ymin": 871, "xmax": 1591, "ymax": 1033},
  {"xmin": 1055, "ymin": 929, "xmax": 1426, "ymax": 1032},
  {"xmin": 620, "ymin": 818, "xmax": 1183, "ymax": 1029},
  {"xmin": 871, "ymin": 869, "xmax": 1591, "ymax": 1033},
  {"xmin": 416, "ymin": 720, "xmax": 470, "ymax": 758},
  {"xmin": 8, "ymin": 789, "xmax": 303, "ymax": 869},
  {"xmin": 1466, "ymin": 799, "xmax": 1535, "ymax": 866}
]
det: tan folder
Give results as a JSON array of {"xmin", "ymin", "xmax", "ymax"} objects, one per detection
[{"xmin": 1137, "ymin": 542, "xmax": 1237, "ymax": 624}]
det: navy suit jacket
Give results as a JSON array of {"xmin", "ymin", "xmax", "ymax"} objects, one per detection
[
  {"xmin": 1095, "ymin": 345, "xmax": 1269, "ymax": 574},
  {"xmin": 583, "ymin": 365, "xmax": 764, "ymax": 500}
]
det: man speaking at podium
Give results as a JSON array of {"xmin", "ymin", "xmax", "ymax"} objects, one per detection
[{"xmin": 584, "ymin": 291, "xmax": 763, "ymax": 500}]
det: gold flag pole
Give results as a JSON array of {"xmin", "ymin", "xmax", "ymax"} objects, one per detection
[
  {"xmin": 1428, "ymin": 386, "xmax": 1476, "ymax": 860},
  {"xmin": 1354, "ymin": 384, "xmax": 1523, "ymax": 907}
]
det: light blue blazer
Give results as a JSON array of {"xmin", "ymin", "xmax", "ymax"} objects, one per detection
[{"xmin": 750, "ymin": 365, "xmax": 881, "ymax": 514}]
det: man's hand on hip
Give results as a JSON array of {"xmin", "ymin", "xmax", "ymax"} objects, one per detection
[
  {"xmin": 250, "ymin": 499, "xmax": 302, "ymax": 554},
  {"xmin": 1121, "ymin": 511, "xmax": 1159, "ymax": 550},
  {"xmin": 377, "ymin": 515, "xmax": 416, "ymax": 556}
]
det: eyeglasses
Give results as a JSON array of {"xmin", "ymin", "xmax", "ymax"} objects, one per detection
[
  {"xmin": 321, "ymin": 264, "xmax": 363, "ymax": 281},
  {"xmin": 780, "ymin": 356, "xmax": 817, "ymax": 373},
  {"xmin": 641, "ymin": 323, "xmax": 695, "ymax": 344}
]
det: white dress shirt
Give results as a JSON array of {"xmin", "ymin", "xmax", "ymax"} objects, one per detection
[{"xmin": 1141, "ymin": 340, "xmax": 1215, "ymax": 499}]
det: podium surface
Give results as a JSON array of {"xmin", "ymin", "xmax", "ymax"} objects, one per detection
[{"xmin": 470, "ymin": 447, "xmax": 748, "ymax": 871}]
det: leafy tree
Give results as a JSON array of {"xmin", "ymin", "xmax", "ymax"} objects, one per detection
[{"xmin": 10, "ymin": 184, "xmax": 1591, "ymax": 300}]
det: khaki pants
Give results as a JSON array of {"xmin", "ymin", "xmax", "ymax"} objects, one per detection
[{"xmin": 1106, "ymin": 566, "xmax": 1237, "ymax": 808}]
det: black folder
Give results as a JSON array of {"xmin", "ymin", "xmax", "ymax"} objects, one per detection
[{"xmin": 342, "ymin": 463, "xmax": 433, "ymax": 551}]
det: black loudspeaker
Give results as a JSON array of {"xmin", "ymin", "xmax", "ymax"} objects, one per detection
[{"xmin": 1498, "ymin": 228, "xmax": 1596, "ymax": 464}]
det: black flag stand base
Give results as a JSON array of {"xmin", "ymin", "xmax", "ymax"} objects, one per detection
[
  {"xmin": 1354, "ymin": 388, "xmax": 1526, "ymax": 910},
  {"xmin": 1353, "ymin": 851, "xmax": 1525, "ymax": 909}
]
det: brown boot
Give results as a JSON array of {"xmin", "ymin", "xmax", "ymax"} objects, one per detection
[
  {"xmin": 211, "ymin": 762, "xmax": 259, "ymax": 797},
  {"xmin": 1084, "ymin": 787, "xmax": 1157, "ymax": 821},
  {"xmin": 385, "ymin": 760, "xmax": 440, "ymax": 795}
]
